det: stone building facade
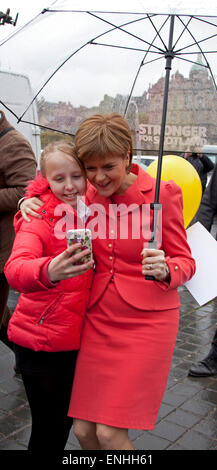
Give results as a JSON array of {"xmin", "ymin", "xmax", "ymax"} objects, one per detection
[{"xmin": 38, "ymin": 57, "xmax": 217, "ymax": 153}]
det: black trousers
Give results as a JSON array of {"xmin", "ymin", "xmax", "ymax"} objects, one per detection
[
  {"xmin": 0, "ymin": 272, "xmax": 10, "ymax": 327},
  {"xmin": 17, "ymin": 349, "xmax": 78, "ymax": 458}
]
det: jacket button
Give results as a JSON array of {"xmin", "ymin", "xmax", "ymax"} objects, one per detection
[
  {"xmin": 42, "ymin": 210, "xmax": 46, "ymax": 214},
  {"xmin": 110, "ymin": 269, "xmax": 113, "ymax": 274},
  {"xmin": 50, "ymin": 218, "xmax": 54, "ymax": 222},
  {"xmin": 109, "ymin": 256, "xmax": 113, "ymax": 261},
  {"xmin": 108, "ymin": 243, "xmax": 112, "ymax": 248},
  {"xmin": 174, "ymin": 265, "xmax": 179, "ymax": 271}
]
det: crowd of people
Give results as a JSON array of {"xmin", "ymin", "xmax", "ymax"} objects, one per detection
[{"xmin": 1, "ymin": 109, "xmax": 217, "ymax": 456}]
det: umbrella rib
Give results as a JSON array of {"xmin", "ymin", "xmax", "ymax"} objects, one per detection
[
  {"xmin": 0, "ymin": 12, "xmax": 42, "ymax": 46},
  {"xmin": 141, "ymin": 56, "xmax": 165, "ymax": 66},
  {"xmin": 174, "ymin": 31, "xmax": 217, "ymax": 54},
  {"xmin": 174, "ymin": 55, "xmax": 209, "ymax": 67},
  {"xmin": 0, "ymin": 100, "xmax": 19, "ymax": 120},
  {"xmin": 146, "ymin": 13, "xmax": 169, "ymax": 51},
  {"xmin": 91, "ymin": 41, "xmax": 163, "ymax": 54},
  {"xmin": 87, "ymin": 11, "xmax": 166, "ymax": 53},
  {"xmin": 123, "ymin": 15, "xmax": 170, "ymax": 117},
  {"xmin": 123, "ymin": 57, "xmax": 165, "ymax": 116},
  {"xmin": 176, "ymin": 51, "xmax": 217, "ymax": 54},
  {"xmin": 172, "ymin": 16, "xmax": 193, "ymax": 50},
  {"xmin": 17, "ymin": 15, "xmax": 158, "ymax": 122},
  {"xmin": 191, "ymin": 15, "xmax": 217, "ymax": 29},
  {"xmin": 21, "ymin": 119, "xmax": 75, "ymax": 136},
  {"xmin": 176, "ymin": 16, "xmax": 217, "ymax": 91},
  {"xmin": 0, "ymin": 0, "xmax": 58, "ymax": 46},
  {"xmin": 18, "ymin": 41, "xmax": 92, "ymax": 122},
  {"xmin": 18, "ymin": 12, "xmax": 166, "ymax": 122}
]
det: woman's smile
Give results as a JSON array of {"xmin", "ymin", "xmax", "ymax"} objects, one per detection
[{"xmin": 84, "ymin": 153, "xmax": 131, "ymax": 196}]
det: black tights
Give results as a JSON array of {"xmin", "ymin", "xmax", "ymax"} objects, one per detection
[{"xmin": 21, "ymin": 371, "xmax": 74, "ymax": 458}]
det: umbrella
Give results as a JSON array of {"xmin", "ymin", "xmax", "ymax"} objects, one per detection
[{"xmin": 0, "ymin": 0, "xmax": 217, "ymax": 269}]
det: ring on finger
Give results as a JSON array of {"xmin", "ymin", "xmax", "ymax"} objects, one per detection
[{"xmin": 147, "ymin": 263, "xmax": 153, "ymax": 270}]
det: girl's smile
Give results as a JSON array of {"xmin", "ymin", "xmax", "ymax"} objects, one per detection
[{"xmin": 45, "ymin": 150, "xmax": 86, "ymax": 208}]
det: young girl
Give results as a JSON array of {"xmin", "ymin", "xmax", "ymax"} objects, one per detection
[{"xmin": 4, "ymin": 141, "xmax": 93, "ymax": 455}]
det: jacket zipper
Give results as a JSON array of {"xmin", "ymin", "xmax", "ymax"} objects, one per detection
[{"xmin": 37, "ymin": 292, "xmax": 64, "ymax": 326}]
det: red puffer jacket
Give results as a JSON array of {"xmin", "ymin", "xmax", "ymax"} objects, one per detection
[{"xmin": 4, "ymin": 174, "xmax": 93, "ymax": 352}]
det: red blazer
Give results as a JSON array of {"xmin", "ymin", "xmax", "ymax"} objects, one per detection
[{"xmin": 86, "ymin": 164, "xmax": 195, "ymax": 311}]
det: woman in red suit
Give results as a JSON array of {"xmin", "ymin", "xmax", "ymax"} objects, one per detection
[{"xmin": 20, "ymin": 113, "xmax": 195, "ymax": 450}]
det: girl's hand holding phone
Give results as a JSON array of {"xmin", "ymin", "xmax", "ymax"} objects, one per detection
[{"xmin": 48, "ymin": 243, "xmax": 94, "ymax": 282}]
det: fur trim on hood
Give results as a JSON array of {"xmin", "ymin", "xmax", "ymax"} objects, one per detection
[{"xmin": 25, "ymin": 172, "xmax": 50, "ymax": 198}]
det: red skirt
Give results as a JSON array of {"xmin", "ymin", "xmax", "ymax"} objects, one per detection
[{"xmin": 68, "ymin": 282, "xmax": 179, "ymax": 430}]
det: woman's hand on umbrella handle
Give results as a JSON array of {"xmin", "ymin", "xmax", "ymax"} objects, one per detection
[
  {"xmin": 48, "ymin": 244, "xmax": 94, "ymax": 282},
  {"xmin": 141, "ymin": 248, "xmax": 170, "ymax": 282},
  {"xmin": 20, "ymin": 197, "xmax": 44, "ymax": 222}
]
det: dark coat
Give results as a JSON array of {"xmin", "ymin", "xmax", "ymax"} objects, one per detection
[
  {"xmin": 197, "ymin": 163, "xmax": 217, "ymax": 239},
  {"xmin": 200, "ymin": 154, "xmax": 214, "ymax": 192},
  {"xmin": 0, "ymin": 111, "xmax": 37, "ymax": 271}
]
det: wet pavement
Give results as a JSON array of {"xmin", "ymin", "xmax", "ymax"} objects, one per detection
[{"xmin": 0, "ymin": 286, "xmax": 217, "ymax": 452}]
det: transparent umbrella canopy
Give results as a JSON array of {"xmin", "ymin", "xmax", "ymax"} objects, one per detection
[
  {"xmin": 0, "ymin": 0, "xmax": 217, "ymax": 250},
  {"xmin": 0, "ymin": 1, "xmax": 216, "ymax": 147}
]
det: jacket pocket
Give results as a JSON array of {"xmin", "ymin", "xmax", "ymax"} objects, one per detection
[{"xmin": 36, "ymin": 292, "xmax": 64, "ymax": 326}]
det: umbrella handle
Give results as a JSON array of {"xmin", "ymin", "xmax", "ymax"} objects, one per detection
[
  {"xmin": 144, "ymin": 206, "xmax": 159, "ymax": 281},
  {"xmin": 145, "ymin": 239, "xmax": 157, "ymax": 281},
  {"xmin": 145, "ymin": 274, "xmax": 155, "ymax": 280}
]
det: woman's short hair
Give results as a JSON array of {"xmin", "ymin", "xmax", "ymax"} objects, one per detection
[
  {"xmin": 40, "ymin": 140, "xmax": 86, "ymax": 182},
  {"xmin": 74, "ymin": 113, "xmax": 133, "ymax": 163}
]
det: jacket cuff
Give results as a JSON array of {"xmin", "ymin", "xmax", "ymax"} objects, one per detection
[
  {"xmin": 40, "ymin": 260, "xmax": 59, "ymax": 288},
  {"xmin": 155, "ymin": 256, "xmax": 188, "ymax": 291},
  {"xmin": 17, "ymin": 196, "xmax": 26, "ymax": 210}
]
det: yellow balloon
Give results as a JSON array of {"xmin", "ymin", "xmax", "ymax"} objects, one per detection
[{"xmin": 146, "ymin": 155, "xmax": 202, "ymax": 228}]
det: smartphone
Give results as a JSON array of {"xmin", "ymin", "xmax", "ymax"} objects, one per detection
[{"xmin": 66, "ymin": 229, "xmax": 92, "ymax": 265}]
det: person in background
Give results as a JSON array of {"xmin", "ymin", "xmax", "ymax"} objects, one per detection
[
  {"xmin": 188, "ymin": 162, "xmax": 217, "ymax": 377},
  {"xmin": 182, "ymin": 147, "xmax": 214, "ymax": 193},
  {"xmin": 0, "ymin": 110, "xmax": 37, "ymax": 356}
]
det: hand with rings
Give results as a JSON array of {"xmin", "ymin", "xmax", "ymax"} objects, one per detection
[{"xmin": 141, "ymin": 248, "xmax": 170, "ymax": 282}]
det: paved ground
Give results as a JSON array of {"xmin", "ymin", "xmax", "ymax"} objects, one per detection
[{"xmin": 0, "ymin": 285, "xmax": 217, "ymax": 452}]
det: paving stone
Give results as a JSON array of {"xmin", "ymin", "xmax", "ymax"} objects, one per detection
[
  {"xmin": 11, "ymin": 425, "xmax": 31, "ymax": 446},
  {"xmin": 162, "ymin": 391, "xmax": 187, "ymax": 407},
  {"xmin": 149, "ymin": 421, "xmax": 186, "ymax": 442},
  {"xmin": 0, "ymin": 438, "xmax": 26, "ymax": 450},
  {"xmin": 193, "ymin": 417, "xmax": 217, "ymax": 439},
  {"xmin": 196, "ymin": 389, "xmax": 217, "ymax": 405},
  {"xmin": 165, "ymin": 408, "xmax": 201, "ymax": 428},
  {"xmin": 208, "ymin": 381, "xmax": 217, "ymax": 392},
  {"xmin": 133, "ymin": 433, "xmax": 170, "ymax": 450},
  {"xmin": 156, "ymin": 403, "xmax": 174, "ymax": 421},
  {"xmin": 176, "ymin": 430, "xmax": 216, "ymax": 450},
  {"xmin": 181, "ymin": 398, "xmax": 215, "ymax": 416},
  {"xmin": 0, "ymin": 394, "xmax": 26, "ymax": 412},
  {"xmin": 0, "ymin": 412, "xmax": 27, "ymax": 438},
  {"xmin": 0, "ymin": 376, "xmax": 23, "ymax": 395}
]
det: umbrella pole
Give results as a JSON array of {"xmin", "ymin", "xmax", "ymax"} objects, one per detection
[{"xmin": 146, "ymin": 15, "xmax": 175, "ymax": 280}]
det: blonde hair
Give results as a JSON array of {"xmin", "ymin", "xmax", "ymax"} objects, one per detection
[
  {"xmin": 40, "ymin": 140, "xmax": 86, "ymax": 184},
  {"xmin": 74, "ymin": 113, "xmax": 133, "ymax": 164}
]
